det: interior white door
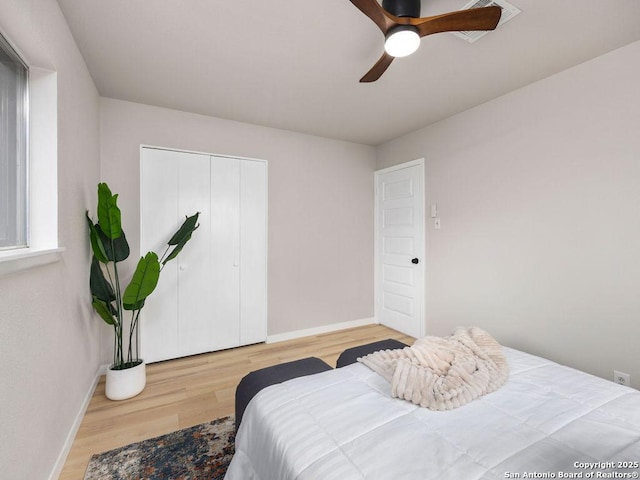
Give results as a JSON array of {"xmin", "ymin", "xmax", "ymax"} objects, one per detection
[
  {"xmin": 375, "ymin": 160, "xmax": 425, "ymax": 338},
  {"xmin": 140, "ymin": 148, "xmax": 179, "ymax": 362},
  {"xmin": 140, "ymin": 148, "xmax": 212, "ymax": 362},
  {"xmin": 209, "ymin": 156, "xmax": 241, "ymax": 351},
  {"xmin": 177, "ymin": 154, "xmax": 213, "ymax": 358},
  {"xmin": 209, "ymin": 156, "xmax": 267, "ymax": 348},
  {"xmin": 239, "ymin": 159, "xmax": 268, "ymax": 345},
  {"xmin": 140, "ymin": 147, "xmax": 267, "ymax": 362}
]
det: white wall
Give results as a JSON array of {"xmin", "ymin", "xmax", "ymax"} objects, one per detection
[
  {"xmin": 99, "ymin": 98, "xmax": 376, "ymax": 356},
  {"xmin": 377, "ymin": 40, "xmax": 640, "ymax": 388},
  {"xmin": 0, "ymin": 1, "xmax": 101, "ymax": 479}
]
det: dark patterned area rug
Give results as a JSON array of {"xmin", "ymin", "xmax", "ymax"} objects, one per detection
[{"xmin": 84, "ymin": 415, "xmax": 235, "ymax": 480}]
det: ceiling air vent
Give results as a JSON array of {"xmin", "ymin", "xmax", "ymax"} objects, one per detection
[{"xmin": 451, "ymin": 0, "xmax": 521, "ymax": 43}]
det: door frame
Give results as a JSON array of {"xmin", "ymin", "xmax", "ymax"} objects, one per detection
[{"xmin": 374, "ymin": 158, "xmax": 426, "ymax": 338}]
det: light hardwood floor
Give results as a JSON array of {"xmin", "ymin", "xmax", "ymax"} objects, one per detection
[{"xmin": 60, "ymin": 324, "xmax": 413, "ymax": 479}]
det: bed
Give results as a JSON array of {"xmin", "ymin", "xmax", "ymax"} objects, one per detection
[{"xmin": 225, "ymin": 346, "xmax": 640, "ymax": 480}]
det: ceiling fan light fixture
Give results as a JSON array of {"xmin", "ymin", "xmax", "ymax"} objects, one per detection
[{"xmin": 384, "ymin": 25, "xmax": 420, "ymax": 58}]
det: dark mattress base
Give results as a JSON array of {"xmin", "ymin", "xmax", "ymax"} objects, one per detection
[
  {"xmin": 235, "ymin": 357, "xmax": 332, "ymax": 430},
  {"xmin": 335, "ymin": 338, "xmax": 408, "ymax": 368},
  {"xmin": 234, "ymin": 338, "xmax": 410, "ymax": 430}
]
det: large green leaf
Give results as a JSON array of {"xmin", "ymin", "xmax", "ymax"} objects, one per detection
[
  {"xmin": 125, "ymin": 298, "xmax": 146, "ymax": 311},
  {"xmin": 163, "ymin": 232, "xmax": 192, "ymax": 265},
  {"xmin": 97, "ymin": 183, "xmax": 122, "ymax": 240},
  {"xmin": 89, "ymin": 256, "xmax": 115, "ymax": 304},
  {"xmin": 86, "ymin": 212, "xmax": 108, "ymax": 263},
  {"xmin": 92, "ymin": 297, "xmax": 117, "ymax": 326},
  {"xmin": 123, "ymin": 252, "xmax": 160, "ymax": 310},
  {"xmin": 96, "ymin": 223, "xmax": 130, "ymax": 263},
  {"xmin": 163, "ymin": 213, "xmax": 200, "ymax": 265},
  {"xmin": 167, "ymin": 212, "xmax": 200, "ymax": 246}
]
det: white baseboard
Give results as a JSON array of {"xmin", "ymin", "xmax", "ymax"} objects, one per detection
[
  {"xmin": 266, "ymin": 317, "xmax": 378, "ymax": 344},
  {"xmin": 49, "ymin": 367, "xmax": 103, "ymax": 480}
]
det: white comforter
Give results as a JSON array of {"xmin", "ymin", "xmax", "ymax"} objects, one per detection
[{"xmin": 225, "ymin": 348, "xmax": 640, "ymax": 480}]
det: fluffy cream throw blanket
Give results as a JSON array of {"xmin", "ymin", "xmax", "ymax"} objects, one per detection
[{"xmin": 358, "ymin": 327, "xmax": 509, "ymax": 410}]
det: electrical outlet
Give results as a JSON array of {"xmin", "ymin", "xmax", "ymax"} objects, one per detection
[
  {"xmin": 434, "ymin": 218, "xmax": 441, "ymax": 229},
  {"xmin": 614, "ymin": 370, "xmax": 630, "ymax": 387}
]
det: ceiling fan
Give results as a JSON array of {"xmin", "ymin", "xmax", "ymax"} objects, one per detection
[{"xmin": 348, "ymin": 0, "xmax": 502, "ymax": 82}]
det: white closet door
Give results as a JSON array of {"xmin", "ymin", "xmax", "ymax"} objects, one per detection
[
  {"xmin": 210, "ymin": 156, "xmax": 241, "ymax": 350},
  {"xmin": 140, "ymin": 148, "xmax": 180, "ymax": 363},
  {"xmin": 141, "ymin": 148, "xmax": 212, "ymax": 362},
  {"xmin": 176, "ymin": 154, "xmax": 213, "ymax": 358},
  {"xmin": 240, "ymin": 160, "xmax": 267, "ymax": 345},
  {"xmin": 141, "ymin": 148, "xmax": 267, "ymax": 362}
]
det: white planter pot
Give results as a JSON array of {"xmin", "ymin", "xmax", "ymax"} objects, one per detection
[{"xmin": 105, "ymin": 361, "xmax": 146, "ymax": 401}]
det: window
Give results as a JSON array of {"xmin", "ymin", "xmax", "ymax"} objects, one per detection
[
  {"xmin": 0, "ymin": 32, "xmax": 28, "ymax": 250},
  {"xmin": 0, "ymin": 31, "xmax": 60, "ymax": 276}
]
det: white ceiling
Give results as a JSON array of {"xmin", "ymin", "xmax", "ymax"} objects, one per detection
[{"xmin": 56, "ymin": 0, "xmax": 640, "ymax": 146}]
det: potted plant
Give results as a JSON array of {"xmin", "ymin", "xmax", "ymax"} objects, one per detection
[{"xmin": 86, "ymin": 182, "xmax": 199, "ymax": 400}]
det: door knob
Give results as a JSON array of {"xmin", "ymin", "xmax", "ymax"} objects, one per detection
[{"xmin": 411, "ymin": 258, "xmax": 419, "ymax": 264}]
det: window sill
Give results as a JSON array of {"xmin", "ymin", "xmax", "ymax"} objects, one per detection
[{"xmin": 0, "ymin": 247, "xmax": 65, "ymax": 277}]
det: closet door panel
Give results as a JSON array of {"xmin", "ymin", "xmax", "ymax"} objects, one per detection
[
  {"xmin": 140, "ymin": 148, "xmax": 179, "ymax": 363},
  {"xmin": 141, "ymin": 148, "xmax": 267, "ymax": 362},
  {"xmin": 210, "ymin": 156, "xmax": 241, "ymax": 350},
  {"xmin": 240, "ymin": 160, "xmax": 268, "ymax": 345},
  {"xmin": 177, "ymin": 154, "xmax": 213, "ymax": 358}
]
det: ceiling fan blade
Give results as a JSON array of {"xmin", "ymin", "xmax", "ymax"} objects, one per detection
[
  {"xmin": 348, "ymin": 0, "xmax": 395, "ymax": 33},
  {"xmin": 410, "ymin": 6, "xmax": 502, "ymax": 37},
  {"xmin": 360, "ymin": 52, "xmax": 394, "ymax": 83}
]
